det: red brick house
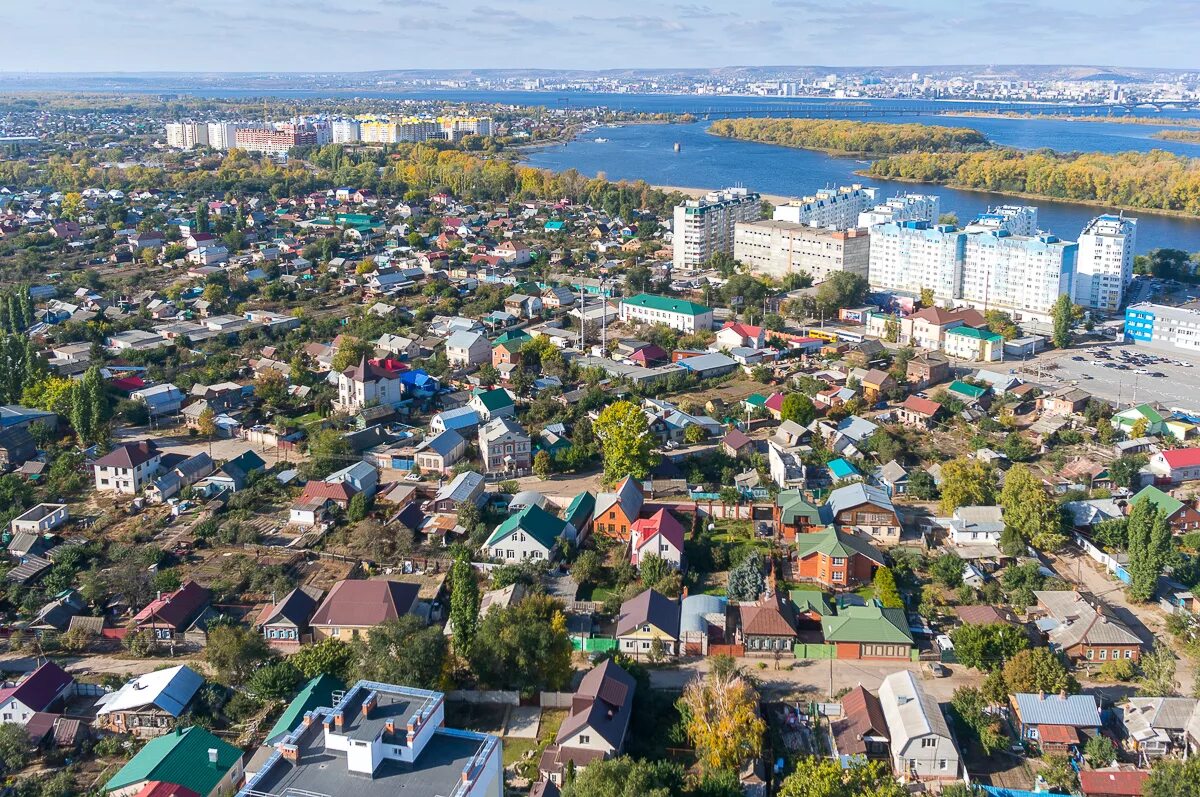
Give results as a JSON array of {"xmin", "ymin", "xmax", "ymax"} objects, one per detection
[{"xmin": 794, "ymin": 526, "xmax": 886, "ymax": 590}]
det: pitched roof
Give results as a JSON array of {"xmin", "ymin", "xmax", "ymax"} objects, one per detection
[
  {"xmin": 821, "ymin": 603, "xmax": 913, "ymax": 644},
  {"xmin": 133, "ymin": 783, "xmax": 201, "ymax": 797},
  {"xmin": 789, "ymin": 589, "xmax": 833, "ymax": 617},
  {"xmin": 132, "ymin": 581, "xmax": 211, "ymax": 630},
  {"xmin": 824, "ymin": 483, "xmax": 895, "ymax": 520},
  {"xmin": 299, "ymin": 480, "xmax": 356, "ymax": 504},
  {"xmin": 95, "ymin": 440, "xmax": 159, "ymax": 468},
  {"xmin": 831, "ymin": 685, "xmax": 889, "ymax": 756},
  {"xmin": 615, "ymin": 588, "xmax": 681, "ymax": 639},
  {"xmin": 879, "ymin": 671, "xmax": 954, "ymax": 753},
  {"xmin": 104, "ymin": 726, "xmax": 241, "ymax": 796},
  {"xmin": 96, "ymin": 665, "xmax": 204, "ymax": 718},
  {"xmin": 265, "ymin": 673, "xmax": 345, "ymax": 744},
  {"xmin": 722, "ymin": 429, "xmax": 753, "ymax": 451},
  {"xmin": 486, "ymin": 504, "xmax": 568, "ymax": 550},
  {"xmin": 948, "ymin": 380, "xmax": 987, "ymax": 399},
  {"xmin": 1012, "ymin": 692, "xmax": 1101, "ymax": 727},
  {"xmin": 556, "ymin": 659, "xmax": 636, "ymax": 750},
  {"xmin": 622, "ymin": 293, "xmax": 711, "ymax": 317},
  {"xmin": 595, "ymin": 475, "xmax": 644, "ymax": 519},
  {"xmin": 564, "ymin": 491, "xmax": 595, "ymax": 527},
  {"xmin": 738, "ymin": 592, "xmax": 799, "ymax": 637},
  {"xmin": 901, "ymin": 395, "xmax": 942, "ymax": 417},
  {"xmin": 777, "ymin": 489, "xmax": 821, "ymax": 524},
  {"xmin": 473, "ymin": 387, "xmax": 514, "ymax": 412},
  {"xmin": 1130, "ymin": 484, "xmax": 1185, "ymax": 517},
  {"xmin": 343, "ymin": 355, "xmax": 400, "ymax": 383},
  {"xmin": 255, "ymin": 586, "xmax": 324, "ymax": 629},
  {"xmin": 309, "ymin": 580, "xmax": 418, "ymax": 627},
  {"xmin": 795, "ymin": 526, "xmax": 886, "ymax": 565},
  {"xmin": 631, "ymin": 509, "xmax": 685, "ymax": 554},
  {"xmin": 2, "ymin": 662, "xmax": 72, "ymax": 712},
  {"xmin": 1079, "ymin": 770, "xmax": 1150, "ymax": 797}
]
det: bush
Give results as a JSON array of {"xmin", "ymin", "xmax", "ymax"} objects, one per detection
[{"xmin": 1098, "ymin": 658, "xmax": 1136, "ymax": 682}]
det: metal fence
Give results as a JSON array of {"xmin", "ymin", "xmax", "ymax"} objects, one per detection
[{"xmin": 571, "ymin": 635, "xmax": 618, "ymax": 653}]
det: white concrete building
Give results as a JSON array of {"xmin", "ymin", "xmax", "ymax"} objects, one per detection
[
  {"xmin": 964, "ymin": 205, "xmax": 1039, "ymax": 236},
  {"xmin": 960, "ymin": 231, "xmax": 1076, "ymax": 321},
  {"xmin": 619, "ymin": 293, "xmax": 713, "ymax": 334},
  {"xmin": 734, "ymin": 220, "xmax": 870, "ymax": 281},
  {"xmin": 331, "ymin": 119, "xmax": 361, "ymax": 143},
  {"xmin": 672, "ymin": 187, "xmax": 761, "ymax": 269},
  {"xmin": 1074, "ymin": 215, "xmax": 1136, "ymax": 313},
  {"xmin": 335, "ymin": 357, "xmax": 402, "ymax": 412},
  {"xmin": 164, "ymin": 122, "xmax": 209, "ymax": 150},
  {"xmin": 92, "ymin": 441, "xmax": 161, "ymax": 495},
  {"xmin": 773, "ymin": 184, "xmax": 878, "ymax": 229},
  {"xmin": 206, "ymin": 123, "xmax": 242, "ymax": 151},
  {"xmin": 857, "ymin": 193, "xmax": 941, "ymax": 227},
  {"xmin": 1125, "ymin": 302, "xmax": 1200, "ymax": 354},
  {"xmin": 867, "ymin": 221, "xmax": 966, "ymax": 303}
]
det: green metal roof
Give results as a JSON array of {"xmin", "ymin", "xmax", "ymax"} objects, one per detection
[
  {"xmin": 564, "ymin": 491, "xmax": 596, "ymax": 527},
  {"xmin": 265, "ymin": 673, "xmax": 345, "ymax": 744},
  {"xmin": 1130, "ymin": 484, "xmax": 1184, "ymax": 517},
  {"xmin": 485, "ymin": 504, "xmax": 568, "ymax": 549},
  {"xmin": 948, "ymin": 380, "xmax": 986, "ymax": 399},
  {"xmin": 744, "ymin": 393, "xmax": 768, "ymax": 408},
  {"xmin": 790, "ymin": 589, "xmax": 833, "ymax": 617},
  {"xmin": 105, "ymin": 726, "xmax": 242, "ymax": 796},
  {"xmin": 493, "ymin": 329, "xmax": 532, "ymax": 348},
  {"xmin": 946, "ymin": 326, "xmax": 1002, "ymax": 342},
  {"xmin": 821, "ymin": 603, "xmax": 913, "ymax": 644},
  {"xmin": 1117, "ymin": 403, "xmax": 1164, "ymax": 424},
  {"xmin": 474, "ymin": 387, "xmax": 514, "ymax": 411},
  {"xmin": 795, "ymin": 525, "xmax": 885, "ymax": 564},
  {"xmin": 777, "ymin": 489, "xmax": 821, "ymax": 524},
  {"xmin": 622, "ymin": 293, "xmax": 712, "ymax": 317}
]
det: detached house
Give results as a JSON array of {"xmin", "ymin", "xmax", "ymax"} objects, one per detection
[
  {"xmin": 823, "ymin": 483, "xmax": 902, "ymax": 545},
  {"xmin": 629, "ymin": 509, "xmax": 685, "ymax": 570},
  {"xmin": 335, "ymin": 356, "xmax": 401, "ymax": 413},
  {"xmin": 95, "ymin": 665, "xmax": 204, "ymax": 738},
  {"xmin": 0, "ymin": 662, "xmax": 73, "ymax": 727},
  {"xmin": 1128, "ymin": 485, "xmax": 1200, "ymax": 534},
  {"xmin": 308, "ymin": 579, "xmax": 419, "ymax": 642},
  {"xmin": 594, "ymin": 476, "xmax": 644, "ymax": 542},
  {"xmin": 469, "ymin": 387, "xmax": 516, "ymax": 421},
  {"xmin": 255, "ymin": 586, "xmax": 324, "ymax": 652},
  {"xmin": 478, "ymin": 416, "xmax": 531, "ymax": 474},
  {"xmin": 131, "ymin": 581, "xmax": 211, "ymax": 643},
  {"xmin": 794, "ymin": 526, "xmax": 886, "ymax": 590},
  {"xmin": 1034, "ymin": 590, "xmax": 1142, "ymax": 664},
  {"xmin": 615, "ymin": 588, "xmax": 681, "ymax": 657},
  {"xmin": 539, "ymin": 660, "xmax": 636, "ymax": 785},
  {"xmin": 896, "ymin": 395, "xmax": 943, "ymax": 430},
  {"xmin": 734, "ymin": 592, "xmax": 800, "ymax": 655},
  {"xmin": 879, "ymin": 671, "xmax": 961, "ymax": 783},
  {"xmin": 446, "ymin": 330, "xmax": 490, "ymax": 368},
  {"xmin": 483, "ymin": 504, "xmax": 571, "ymax": 562},
  {"xmin": 1011, "ymin": 691, "xmax": 1101, "ymax": 753},
  {"xmin": 831, "ymin": 685, "xmax": 890, "ymax": 763},
  {"xmin": 93, "ymin": 440, "xmax": 161, "ymax": 495}
]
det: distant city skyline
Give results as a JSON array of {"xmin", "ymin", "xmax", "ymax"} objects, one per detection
[{"xmin": 5, "ymin": 0, "xmax": 1200, "ymax": 73}]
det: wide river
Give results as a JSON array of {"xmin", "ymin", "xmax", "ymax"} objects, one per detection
[{"xmin": 139, "ymin": 86, "xmax": 1200, "ymax": 253}]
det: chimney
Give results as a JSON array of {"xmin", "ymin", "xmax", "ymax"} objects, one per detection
[
  {"xmin": 278, "ymin": 743, "xmax": 299, "ymax": 763},
  {"xmin": 1039, "ymin": 691, "xmax": 1046, "ymax": 701},
  {"xmin": 208, "ymin": 748, "xmax": 219, "ymax": 766},
  {"xmin": 385, "ymin": 719, "xmax": 396, "ymax": 734},
  {"xmin": 334, "ymin": 711, "xmax": 344, "ymax": 730},
  {"xmin": 302, "ymin": 711, "xmax": 314, "ymax": 728},
  {"xmin": 361, "ymin": 693, "xmax": 377, "ymax": 717},
  {"xmin": 1059, "ymin": 690, "xmax": 1068, "ymax": 700}
]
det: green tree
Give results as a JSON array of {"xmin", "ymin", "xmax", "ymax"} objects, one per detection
[
  {"xmin": 247, "ymin": 659, "xmax": 303, "ymax": 700},
  {"xmin": 1000, "ymin": 464, "xmax": 1068, "ymax": 551},
  {"xmin": 1146, "ymin": 756, "xmax": 1200, "ymax": 797},
  {"xmin": 330, "ymin": 337, "xmax": 374, "ymax": 372},
  {"xmin": 872, "ymin": 566, "xmax": 904, "ymax": 609},
  {"xmin": 533, "ymin": 449, "xmax": 553, "ymax": 479},
  {"xmin": 449, "ymin": 549, "xmax": 480, "ymax": 655},
  {"xmin": 594, "ymin": 400, "xmax": 656, "ymax": 485},
  {"xmin": 197, "ymin": 406, "xmax": 217, "ymax": 437},
  {"xmin": 1109, "ymin": 454, "xmax": 1148, "ymax": 489},
  {"xmin": 0, "ymin": 723, "xmax": 28, "ymax": 772},
  {"xmin": 1127, "ymin": 496, "xmax": 1174, "ymax": 603},
  {"xmin": 780, "ymin": 393, "xmax": 816, "ymax": 425},
  {"xmin": 1001, "ymin": 648, "xmax": 1077, "ymax": 695},
  {"xmin": 347, "ymin": 492, "xmax": 368, "ymax": 523},
  {"xmin": 931, "ymin": 551, "xmax": 964, "ymax": 588},
  {"xmin": 1052, "ymin": 293, "xmax": 1073, "ymax": 349},
  {"xmin": 1040, "ymin": 754, "xmax": 1078, "ymax": 793},
  {"xmin": 949, "ymin": 686, "xmax": 1007, "ymax": 755},
  {"xmin": 949, "ymin": 623, "xmax": 1029, "ymax": 672},
  {"xmin": 727, "ymin": 550, "xmax": 765, "ymax": 602},
  {"xmin": 469, "ymin": 594, "xmax": 573, "ymax": 691},
  {"xmin": 1139, "ymin": 640, "xmax": 1178, "ymax": 696},
  {"xmin": 938, "ymin": 458, "xmax": 995, "ymax": 514},
  {"xmin": 560, "ymin": 756, "xmax": 685, "ymax": 797},
  {"xmin": 1084, "ymin": 735, "xmax": 1118, "ymax": 767},
  {"xmin": 291, "ymin": 637, "xmax": 355, "ymax": 681},
  {"xmin": 776, "ymin": 757, "xmax": 905, "ymax": 797},
  {"xmin": 684, "ymin": 423, "xmax": 706, "ymax": 444},
  {"xmin": 354, "ymin": 615, "xmax": 446, "ymax": 690},
  {"xmin": 205, "ymin": 623, "xmax": 273, "ymax": 685},
  {"xmin": 303, "ymin": 428, "xmax": 352, "ymax": 480}
]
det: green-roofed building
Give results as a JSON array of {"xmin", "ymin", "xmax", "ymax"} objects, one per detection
[
  {"xmin": 744, "ymin": 393, "xmax": 768, "ymax": 409},
  {"xmin": 105, "ymin": 726, "xmax": 243, "ymax": 796},
  {"xmin": 483, "ymin": 504, "xmax": 570, "ymax": 563},
  {"xmin": 1129, "ymin": 484, "xmax": 1200, "ymax": 533},
  {"xmin": 794, "ymin": 526, "xmax": 886, "ymax": 589},
  {"xmin": 1114, "ymin": 403, "xmax": 1169, "ymax": 437},
  {"xmin": 265, "ymin": 674, "xmax": 345, "ymax": 745},
  {"xmin": 564, "ymin": 490, "xmax": 596, "ymax": 540},
  {"xmin": 790, "ymin": 589, "xmax": 833, "ymax": 623},
  {"xmin": 619, "ymin": 293, "xmax": 714, "ymax": 334},
  {"xmin": 947, "ymin": 380, "xmax": 987, "ymax": 402},
  {"xmin": 493, "ymin": 329, "xmax": 532, "ymax": 349},
  {"xmin": 820, "ymin": 601, "xmax": 914, "ymax": 660},
  {"xmin": 469, "ymin": 387, "xmax": 516, "ymax": 420},
  {"xmin": 775, "ymin": 489, "xmax": 822, "ymax": 538},
  {"xmin": 944, "ymin": 325, "xmax": 1003, "ymax": 362}
]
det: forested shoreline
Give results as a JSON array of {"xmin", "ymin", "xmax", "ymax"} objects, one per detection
[{"xmin": 708, "ymin": 118, "xmax": 989, "ymax": 154}]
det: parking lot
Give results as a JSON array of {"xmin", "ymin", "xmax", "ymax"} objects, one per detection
[{"xmin": 1034, "ymin": 341, "xmax": 1200, "ymax": 411}]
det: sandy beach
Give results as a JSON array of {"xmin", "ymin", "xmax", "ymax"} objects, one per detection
[{"xmin": 652, "ymin": 184, "xmax": 795, "ymax": 206}]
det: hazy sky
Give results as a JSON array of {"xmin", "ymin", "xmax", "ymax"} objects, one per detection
[{"xmin": 4, "ymin": 0, "xmax": 1198, "ymax": 72}]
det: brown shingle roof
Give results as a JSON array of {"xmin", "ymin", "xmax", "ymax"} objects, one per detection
[
  {"xmin": 831, "ymin": 685, "xmax": 888, "ymax": 756},
  {"xmin": 309, "ymin": 580, "xmax": 418, "ymax": 628},
  {"xmin": 94, "ymin": 440, "xmax": 159, "ymax": 469}
]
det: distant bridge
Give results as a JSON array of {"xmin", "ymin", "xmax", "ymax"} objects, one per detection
[{"xmin": 625, "ymin": 100, "xmax": 1200, "ymax": 121}]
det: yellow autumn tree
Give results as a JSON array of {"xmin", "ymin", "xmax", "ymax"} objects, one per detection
[{"xmin": 680, "ymin": 665, "xmax": 765, "ymax": 773}]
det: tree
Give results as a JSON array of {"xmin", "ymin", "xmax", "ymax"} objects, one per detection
[
  {"xmin": 1000, "ymin": 464, "xmax": 1068, "ymax": 551},
  {"xmin": 1094, "ymin": 517, "xmax": 1129, "ymax": 551},
  {"xmin": 594, "ymin": 400, "xmax": 656, "ymax": 485},
  {"xmin": 1131, "ymin": 417, "xmax": 1150, "ymax": 440},
  {"xmin": 938, "ymin": 458, "xmax": 995, "ymax": 514},
  {"xmin": 780, "ymin": 393, "xmax": 815, "ymax": 425},
  {"xmin": 254, "ymin": 367, "xmax": 289, "ymax": 408},
  {"xmin": 680, "ymin": 666, "xmax": 766, "ymax": 774},
  {"xmin": 1139, "ymin": 640, "xmax": 1178, "ymax": 696},
  {"xmin": 572, "ymin": 549, "xmax": 603, "ymax": 585},
  {"xmin": 949, "ymin": 687, "xmax": 1006, "ymax": 755},
  {"xmin": 1052, "ymin": 293, "xmax": 1073, "ymax": 349},
  {"xmin": 533, "ymin": 450, "xmax": 553, "ymax": 480},
  {"xmin": 1002, "ymin": 648, "xmax": 1077, "ymax": 695},
  {"xmin": 907, "ymin": 469, "xmax": 938, "ymax": 500},
  {"xmin": 469, "ymin": 594, "xmax": 573, "ymax": 692},
  {"xmin": 247, "ymin": 659, "xmax": 303, "ymax": 700},
  {"xmin": 919, "ymin": 287, "xmax": 936, "ymax": 307},
  {"xmin": 1146, "ymin": 756, "xmax": 1200, "ymax": 797},
  {"xmin": 1109, "ymin": 454, "xmax": 1148, "ymax": 489},
  {"xmin": 291, "ymin": 637, "xmax": 355, "ymax": 681},
  {"xmin": 873, "ymin": 566, "xmax": 904, "ymax": 609},
  {"xmin": 1084, "ymin": 734, "xmax": 1118, "ymax": 767},
  {"xmin": 355, "ymin": 615, "xmax": 446, "ymax": 690},
  {"xmin": 60, "ymin": 191, "xmax": 83, "ymax": 221},
  {"xmin": 206, "ymin": 623, "xmax": 273, "ymax": 685},
  {"xmin": 304, "ymin": 427, "xmax": 352, "ymax": 479},
  {"xmin": 560, "ymin": 756, "xmax": 685, "ymax": 797},
  {"xmin": 931, "ymin": 551, "xmax": 964, "ymax": 588},
  {"xmin": 1040, "ymin": 754, "xmax": 1078, "ymax": 793},
  {"xmin": 776, "ymin": 757, "xmax": 904, "ymax": 797},
  {"xmin": 0, "ymin": 723, "xmax": 28, "ymax": 772},
  {"xmin": 449, "ymin": 549, "xmax": 480, "ymax": 655},
  {"xmin": 949, "ymin": 623, "xmax": 1029, "ymax": 672},
  {"xmin": 1127, "ymin": 496, "xmax": 1173, "ymax": 603},
  {"xmin": 330, "ymin": 337, "xmax": 373, "ymax": 372},
  {"xmin": 727, "ymin": 550, "xmax": 765, "ymax": 602},
  {"xmin": 684, "ymin": 423, "xmax": 706, "ymax": 444},
  {"xmin": 197, "ymin": 406, "xmax": 217, "ymax": 437},
  {"xmin": 347, "ymin": 492, "xmax": 368, "ymax": 523}
]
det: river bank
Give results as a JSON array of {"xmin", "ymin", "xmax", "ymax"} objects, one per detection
[
  {"xmin": 938, "ymin": 110, "xmax": 1200, "ymax": 128},
  {"xmin": 651, "ymin": 184, "xmax": 795, "ymax": 206}
]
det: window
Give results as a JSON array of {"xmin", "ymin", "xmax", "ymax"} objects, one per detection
[
  {"xmin": 832, "ymin": 557, "xmax": 846, "ymax": 566},
  {"xmin": 579, "ymin": 735, "xmax": 590, "ymax": 744},
  {"xmin": 1087, "ymin": 649, "xmax": 1094, "ymax": 660},
  {"xmin": 922, "ymin": 738, "xmax": 937, "ymax": 748},
  {"xmin": 1099, "ymin": 649, "xmax": 1107, "ymax": 660},
  {"xmin": 939, "ymin": 760, "xmax": 947, "ymax": 770},
  {"xmin": 1125, "ymin": 650, "xmax": 1133, "ymax": 659}
]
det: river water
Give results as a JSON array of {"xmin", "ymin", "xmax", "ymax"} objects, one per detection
[{"xmin": 139, "ymin": 86, "xmax": 1200, "ymax": 252}]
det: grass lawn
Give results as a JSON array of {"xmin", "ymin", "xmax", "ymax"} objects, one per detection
[
  {"xmin": 505, "ymin": 709, "xmax": 567, "ymax": 777},
  {"xmin": 283, "ymin": 411, "xmax": 325, "ymax": 428},
  {"xmin": 577, "ymin": 583, "xmax": 617, "ymax": 603},
  {"xmin": 854, "ymin": 585, "xmax": 876, "ymax": 601}
]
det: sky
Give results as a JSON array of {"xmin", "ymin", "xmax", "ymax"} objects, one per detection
[{"xmin": 3, "ymin": 0, "xmax": 1199, "ymax": 73}]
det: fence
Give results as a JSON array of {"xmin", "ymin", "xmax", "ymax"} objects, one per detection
[
  {"xmin": 793, "ymin": 644, "xmax": 835, "ymax": 660},
  {"xmin": 571, "ymin": 635, "xmax": 618, "ymax": 653},
  {"xmin": 446, "ymin": 690, "xmax": 519, "ymax": 706},
  {"xmin": 539, "ymin": 692, "xmax": 574, "ymax": 709},
  {"xmin": 707, "ymin": 643, "xmax": 745, "ymax": 657}
]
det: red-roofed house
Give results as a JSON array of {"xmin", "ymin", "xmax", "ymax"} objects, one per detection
[
  {"xmin": 628, "ymin": 344, "xmax": 669, "ymax": 367},
  {"xmin": 132, "ymin": 581, "xmax": 212, "ymax": 641},
  {"xmin": 763, "ymin": 392, "xmax": 786, "ymax": 420},
  {"xmin": 289, "ymin": 480, "xmax": 357, "ymax": 527},
  {"xmin": 1079, "ymin": 769, "xmax": 1150, "ymax": 797},
  {"xmin": 0, "ymin": 662, "xmax": 74, "ymax": 727},
  {"xmin": 896, "ymin": 395, "xmax": 944, "ymax": 430},
  {"xmin": 1149, "ymin": 448, "xmax": 1200, "ymax": 484},
  {"xmin": 134, "ymin": 783, "xmax": 201, "ymax": 797},
  {"xmin": 716, "ymin": 322, "xmax": 766, "ymax": 350},
  {"xmin": 629, "ymin": 509, "xmax": 685, "ymax": 570}
]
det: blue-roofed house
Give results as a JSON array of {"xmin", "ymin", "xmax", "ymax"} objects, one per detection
[
  {"xmin": 431, "ymin": 471, "xmax": 487, "ymax": 513},
  {"xmin": 1010, "ymin": 692, "xmax": 1101, "ymax": 753},
  {"xmin": 95, "ymin": 664, "xmax": 205, "ymax": 737},
  {"xmin": 199, "ymin": 449, "xmax": 267, "ymax": 493},
  {"xmin": 0, "ymin": 405, "xmax": 58, "ymax": 432},
  {"xmin": 398, "ymin": 368, "xmax": 440, "ymax": 399},
  {"xmin": 413, "ymin": 429, "xmax": 466, "ymax": 475},
  {"xmin": 325, "ymin": 460, "xmax": 378, "ymax": 499},
  {"xmin": 680, "ymin": 594, "xmax": 727, "ymax": 656},
  {"xmin": 822, "ymin": 483, "xmax": 901, "ymax": 545},
  {"xmin": 827, "ymin": 458, "xmax": 863, "ymax": 483},
  {"xmin": 430, "ymin": 406, "xmax": 481, "ymax": 435}
]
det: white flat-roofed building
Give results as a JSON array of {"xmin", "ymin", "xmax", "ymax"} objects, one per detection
[
  {"xmin": 672, "ymin": 187, "xmax": 761, "ymax": 269},
  {"xmin": 773, "ymin": 184, "xmax": 878, "ymax": 229},
  {"xmin": 206, "ymin": 123, "xmax": 242, "ymax": 151},
  {"xmin": 857, "ymin": 193, "xmax": 941, "ymax": 227},
  {"xmin": 1125, "ymin": 302, "xmax": 1200, "ymax": 353},
  {"xmin": 164, "ymin": 122, "xmax": 209, "ymax": 150},
  {"xmin": 1074, "ymin": 214, "xmax": 1136, "ymax": 313},
  {"xmin": 734, "ymin": 220, "xmax": 870, "ymax": 281},
  {"xmin": 867, "ymin": 221, "xmax": 965, "ymax": 303},
  {"xmin": 960, "ymin": 230, "xmax": 1076, "ymax": 322},
  {"xmin": 964, "ymin": 205, "xmax": 1039, "ymax": 236}
]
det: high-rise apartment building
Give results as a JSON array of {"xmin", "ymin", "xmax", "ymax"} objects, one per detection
[
  {"xmin": 233, "ymin": 124, "xmax": 318, "ymax": 155},
  {"xmin": 205, "ymin": 123, "xmax": 241, "ymax": 151},
  {"xmin": 672, "ymin": 187, "xmax": 762, "ymax": 270},
  {"xmin": 959, "ymin": 231, "xmax": 1076, "ymax": 321},
  {"xmin": 734, "ymin": 220, "xmax": 870, "ymax": 281},
  {"xmin": 964, "ymin": 205, "xmax": 1039, "ymax": 236},
  {"xmin": 773, "ymin": 184, "xmax": 878, "ymax": 229},
  {"xmin": 1074, "ymin": 215, "xmax": 1137, "ymax": 313},
  {"xmin": 857, "ymin": 193, "xmax": 941, "ymax": 227},
  {"xmin": 331, "ymin": 119, "xmax": 362, "ymax": 143},
  {"xmin": 867, "ymin": 221, "xmax": 966, "ymax": 304},
  {"xmin": 165, "ymin": 122, "xmax": 209, "ymax": 150}
]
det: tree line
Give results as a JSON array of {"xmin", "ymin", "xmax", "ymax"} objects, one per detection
[
  {"xmin": 708, "ymin": 118, "xmax": 989, "ymax": 154},
  {"xmin": 869, "ymin": 147, "xmax": 1200, "ymax": 215}
]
